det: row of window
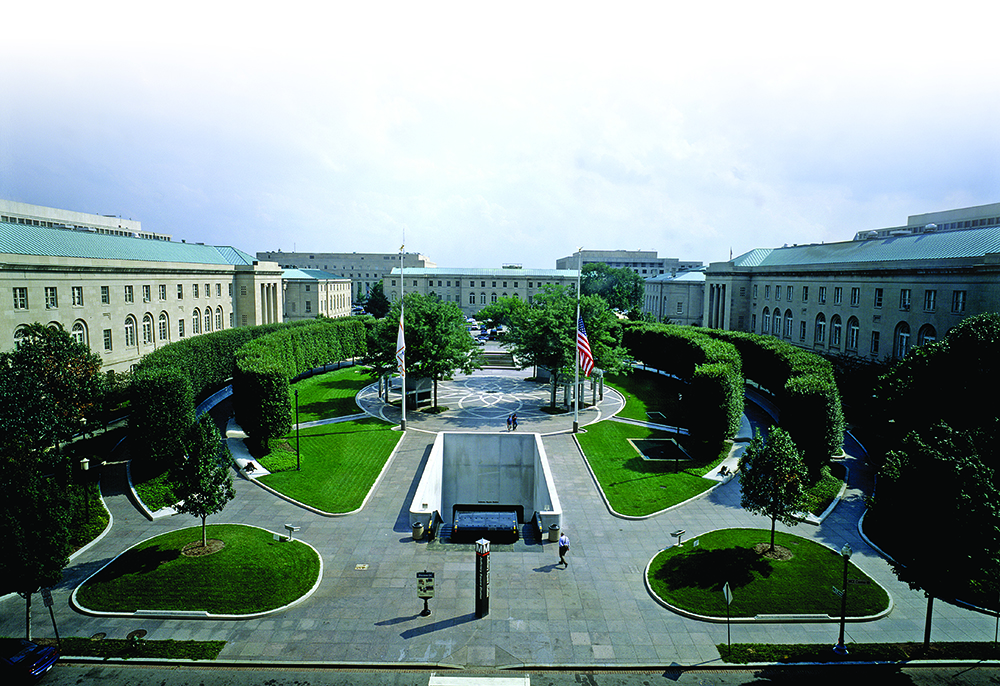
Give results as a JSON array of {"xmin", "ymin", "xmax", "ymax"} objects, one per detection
[
  {"xmin": 756, "ymin": 284, "xmax": 967, "ymax": 314},
  {"xmin": 389, "ymin": 279, "xmax": 565, "ymax": 290},
  {"xmin": 755, "ymin": 308, "xmax": 934, "ymax": 359},
  {"xmin": 11, "ymin": 283, "xmax": 232, "ymax": 310}
]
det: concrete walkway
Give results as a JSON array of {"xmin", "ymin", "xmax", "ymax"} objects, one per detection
[{"xmin": 5, "ymin": 367, "xmax": 997, "ymax": 668}]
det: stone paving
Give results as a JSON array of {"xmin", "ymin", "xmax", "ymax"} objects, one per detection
[{"xmin": 4, "ymin": 365, "xmax": 998, "ymax": 668}]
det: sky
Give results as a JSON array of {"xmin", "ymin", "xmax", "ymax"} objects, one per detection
[{"xmin": 2, "ymin": 2, "xmax": 998, "ymax": 270}]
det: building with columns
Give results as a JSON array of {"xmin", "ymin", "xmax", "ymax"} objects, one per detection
[
  {"xmin": 643, "ymin": 270, "xmax": 705, "ymax": 325},
  {"xmin": 386, "ymin": 266, "xmax": 579, "ymax": 317},
  {"xmin": 1, "ymin": 201, "xmax": 283, "ymax": 374},
  {"xmin": 281, "ymin": 268, "xmax": 353, "ymax": 321},
  {"xmin": 257, "ymin": 250, "xmax": 435, "ymax": 303},
  {"xmin": 703, "ymin": 202, "xmax": 1000, "ymax": 361}
]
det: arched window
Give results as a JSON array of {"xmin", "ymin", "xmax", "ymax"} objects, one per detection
[
  {"xmin": 847, "ymin": 317, "xmax": 860, "ymax": 351},
  {"xmin": 13, "ymin": 325, "xmax": 27, "ymax": 347},
  {"xmin": 469, "ymin": 293, "xmax": 475, "ymax": 305},
  {"xmin": 894, "ymin": 322, "xmax": 911, "ymax": 359},
  {"xmin": 215, "ymin": 306, "xmax": 223, "ymax": 331},
  {"xmin": 783, "ymin": 310, "xmax": 793, "ymax": 338},
  {"xmin": 158, "ymin": 312, "xmax": 169, "ymax": 341},
  {"xmin": 71, "ymin": 320, "xmax": 87, "ymax": 347},
  {"xmin": 204, "ymin": 309, "xmax": 212, "ymax": 332},
  {"xmin": 761, "ymin": 308, "xmax": 770, "ymax": 334},
  {"xmin": 192, "ymin": 308, "xmax": 201, "ymax": 334},
  {"xmin": 491, "ymin": 293, "xmax": 498, "ymax": 303},
  {"xmin": 480, "ymin": 293, "xmax": 486, "ymax": 304},
  {"xmin": 771, "ymin": 309, "xmax": 780, "ymax": 336},
  {"xmin": 142, "ymin": 314, "xmax": 153, "ymax": 345},
  {"xmin": 830, "ymin": 314, "xmax": 842, "ymax": 348},
  {"xmin": 918, "ymin": 324, "xmax": 937, "ymax": 346},
  {"xmin": 124, "ymin": 315, "xmax": 137, "ymax": 348},
  {"xmin": 814, "ymin": 313, "xmax": 826, "ymax": 346}
]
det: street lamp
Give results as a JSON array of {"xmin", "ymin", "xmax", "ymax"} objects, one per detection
[
  {"xmin": 79, "ymin": 456, "xmax": 90, "ymax": 520},
  {"xmin": 834, "ymin": 542, "xmax": 852, "ymax": 655}
]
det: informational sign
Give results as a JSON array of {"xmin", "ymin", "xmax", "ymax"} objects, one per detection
[
  {"xmin": 475, "ymin": 538, "xmax": 490, "ymax": 618},
  {"xmin": 417, "ymin": 570, "xmax": 435, "ymax": 599},
  {"xmin": 40, "ymin": 588, "xmax": 53, "ymax": 608},
  {"xmin": 722, "ymin": 582, "xmax": 733, "ymax": 606}
]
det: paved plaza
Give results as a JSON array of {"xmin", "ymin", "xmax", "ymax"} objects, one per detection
[{"xmin": 4, "ymin": 364, "xmax": 998, "ymax": 668}]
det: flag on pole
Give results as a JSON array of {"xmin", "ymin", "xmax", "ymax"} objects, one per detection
[
  {"xmin": 577, "ymin": 315, "xmax": 594, "ymax": 377},
  {"xmin": 396, "ymin": 307, "xmax": 406, "ymax": 377}
]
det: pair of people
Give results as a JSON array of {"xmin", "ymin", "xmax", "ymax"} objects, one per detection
[{"xmin": 506, "ymin": 413, "xmax": 518, "ymax": 431}]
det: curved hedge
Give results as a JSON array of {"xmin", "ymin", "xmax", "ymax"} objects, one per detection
[
  {"xmin": 621, "ymin": 322, "xmax": 744, "ymax": 442},
  {"xmin": 700, "ymin": 329, "xmax": 844, "ymax": 467},
  {"xmin": 232, "ymin": 318, "xmax": 367, "ymax": 444},
  {"xmin": 129, "ymin": 318, "xmax": 365, "ymax": 463}
]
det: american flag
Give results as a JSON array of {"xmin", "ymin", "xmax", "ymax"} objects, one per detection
[{"xmin": 577, "ymin": 315, "xmax": 594, "ymax": 376}]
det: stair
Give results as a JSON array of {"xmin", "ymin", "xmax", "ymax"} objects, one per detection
[{"xmin": 482, "ymin": 351, "xmax": 517, "ymax": 369}]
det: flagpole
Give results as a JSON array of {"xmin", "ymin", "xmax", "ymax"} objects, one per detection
[
  {"xmin": 573, "ymin": 248, "xmax": 582, "ymax": 433},
  {"xmin": 399, "ymin": 245, "xmax": 406, "ymax": 431}
]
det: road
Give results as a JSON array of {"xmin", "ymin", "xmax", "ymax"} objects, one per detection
[{"xmin": 43, "ymin": 663, "xmax": 1000, "ymax": 686}]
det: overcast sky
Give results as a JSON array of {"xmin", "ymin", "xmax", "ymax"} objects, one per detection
[{"xmin": 2, "ymin": 2, "xmax": 998, "ymax": 269}]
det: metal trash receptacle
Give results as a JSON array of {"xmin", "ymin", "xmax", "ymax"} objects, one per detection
[{"xmin": 548, "ymin": 524, "xmax": 560, "ymax": 542}]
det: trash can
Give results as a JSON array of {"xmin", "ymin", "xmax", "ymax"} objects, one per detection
[
  {"xmin": 548, "ymin": 524, "xmax": 560, "ymax": 542},
  {"xmin": 412, "ymin": 522, "xmax": 425, "ymax": 540}
]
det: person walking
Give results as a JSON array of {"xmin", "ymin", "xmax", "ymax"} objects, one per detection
[
  {"xmin": 512, "ymin": 413, "xmax": 518, "ymax": 431},
  {"xmin": 558, "ymin": 531, "xmax": 570, "ymax": 566},
  {"xmin": 506, "ymin": 414, "xmax": 512, "ymax": 431}
]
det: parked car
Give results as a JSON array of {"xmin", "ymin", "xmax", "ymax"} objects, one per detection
[{"xmin": 0, "ymin": 638, "xmax": 59, "ymax": 682}]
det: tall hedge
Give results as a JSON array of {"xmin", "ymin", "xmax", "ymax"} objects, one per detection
[
  {"xmin": 621, "ymin": 322, "xmax": 744, "ymax": 442},
  {"xmin": 232, "ymin": 318, "xmax": 367, "ymax": 444},
  {"xmin": 701, "ymin": 329, "xmax": 844, "ymax": 468},
  {"xmin": 129, "ymin": 367, "xmax": 195, "ymax": 463}
]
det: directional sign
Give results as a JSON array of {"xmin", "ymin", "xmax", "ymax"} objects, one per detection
[
  {"xmin": 722, "ymin": 582, "xmax": 733, "ymax": 606},
  {"xmin": 40, "ymin": 588, "xmax": 53, "ymax": 608}
]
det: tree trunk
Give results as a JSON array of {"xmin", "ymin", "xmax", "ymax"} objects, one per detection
[
  {"xmin": 550, "ymin": 374, "xmax": 557, "ymax": 408},
  {"xmin": 24, "ymin": 591, "xmax": 31, "ymax": 641},
  {"xmin": 769, "ymin": 516, "xmax": 777, "ymax": 552},
  {"xmin": 202, "ymin": 516, "xmax": 208, "ymax": 548},
  {"xmin": 433, "ymin": 378, "xmax": 438, "ymax": 409}
]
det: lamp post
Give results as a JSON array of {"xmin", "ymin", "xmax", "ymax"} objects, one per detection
[
  {"xmin": 834, "ymin": 542, "xmax": 852, "ymax": 655},
  {"xmin": 79, "ymin": 456, "xmax": 90, "ymax": 520},
  {"xmin": 294, "ymin": 389, "xmax": 300, "ymax": 471}
]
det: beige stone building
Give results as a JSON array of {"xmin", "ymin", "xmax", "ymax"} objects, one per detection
[
  {"xmin": 642, "ymin": 270, "xmax": 706, "ymax": 325},
  {"xmin": 704, "ymin": 202, "xmax": 1000, "ymax": 361},
  {"xmin": 386, "ymin": 266, "xmax": 579, "ymax": 317},
  {"xmin": 282, "ymin": 269, "xmax": 353, "ymax": 321},
  {"xmin": 555, "ymin": 249, "xmax": 702, "ymax": 277},
  {"xmin": 1, "ymin": 201, "xmax": 283, "ymax": 374},
  {"xmin": 257, "ymin": 250, "xmax": 435, "ymax": 303}
]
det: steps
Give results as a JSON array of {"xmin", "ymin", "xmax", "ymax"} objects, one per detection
[{"xmin": 482, "ymin": 351, "xmax": 517, "ymax": 368}]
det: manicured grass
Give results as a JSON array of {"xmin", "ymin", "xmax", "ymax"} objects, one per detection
[
  {"xmin": 291, "ymin": 365, "xmax": 373, "ymax": 421},
  {"xmin": 258, "ymin": 418, "xmax": 402, "ymax": 513},
  {"xmin": 720, "ymin": 642, "xmax": 1000, "ymax": 664},
  {"xmin": 75, "ymin": 524, "xmax": 320, "ymax": 615},
  {"xmin": 606, "ymin": 370, "xmax": 687, "ymax": 424},
  {"xmin": 647, "ymin": 528, "xmax": 889, "ymax": 618},
  {"xmin": 32, "ymin": 637, "xmax": 225, "ymax": 660},
  {"xmin": 130, "ymin": 454, "xmax": 178, "ymax": 512},
  {"xmin": 576, "ymin": 421, "xmax": 728, "ymax": 516},
  {"xmin": 801, "ymin": 462, "xmax": 846, "ymax": 516}
]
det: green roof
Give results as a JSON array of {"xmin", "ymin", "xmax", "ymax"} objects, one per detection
[
  {"xmin": 732, "ymin": 226, "xmax": 1000, "ymax": 269},
  {"xmin": 0, "ymin": 222, "xmax": 256, "ymax": 266}
]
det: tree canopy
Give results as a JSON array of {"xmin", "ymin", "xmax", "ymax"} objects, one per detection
[
  {"xmin": 172, "ymin": 415, "xmax": 236, "ymax": 548},
  {"xmin": 364, "ymin": 280, "xmax": 391, "ymax": 319},
  {"xmin": 364, "ymin": 292, "xmax": 482, "ymax": 407},
  {"xmin": 500, "ymin": 286, "xmax": 629, "ymax": 406},
  {"xmin": 738, "ymin": 426, "xmax": 808, "ymax": 552},
  {"xmin": 581, "ymin": 262, "xmax": 645, "ymax": 316}
]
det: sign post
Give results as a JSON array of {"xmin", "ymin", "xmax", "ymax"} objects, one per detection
[
  {"xmin": 40, "ymin": 588, "xmax": 60, "ymax": 650},
  {"xmin": 416, "ymin": 570, "xmax": 435, "ymax": 617},
  {"xmin": 475, "ymin": 538, "xmax": 490, "ymax": 618},
  {"xmin": 722, "ymin": 582, "xmax": 733, "ymax": 656}
]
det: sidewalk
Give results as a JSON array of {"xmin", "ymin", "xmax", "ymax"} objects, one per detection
[{"xmin": 5, "ymin": 371, "xmax": 997, "ymax": 668}]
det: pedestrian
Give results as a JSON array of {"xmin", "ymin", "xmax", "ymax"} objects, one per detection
[
  {"xmin": 558, "ymin": 531, "xmax": 569, "ymax": 566},
  {"xmin": 512, "ymin": 413, "xmax": 518, "ymax": 431},
  {"xmin": 506, "ymin": 414, "xmax": 512, "ymax": 431}
]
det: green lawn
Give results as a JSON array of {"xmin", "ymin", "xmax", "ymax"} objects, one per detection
[
  {"xmin": 75, "ymin": 524, "xmax": 320, "ymax": 614},
  {"xmin": 647, "ymin": 528, "xmax": 889, "ymax": 618},
  {"xmin": 291, "ymin": 365, "xmax": 373, "ymax": 421},
  {"xmin": 605, "ymin": 370, "xmax": 687, "ymax": 424},
  {"xmin": 258, "ymin": 418, "xmax": 402, "ymax": 513},
  {"xmin": 576, "ymin": 421, "xmax": 728, "ymax": 516}
]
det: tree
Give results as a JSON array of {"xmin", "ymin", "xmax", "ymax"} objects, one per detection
[
  {"xmin": 365, "ymin": 292, "xmax": 482, "ymax": 408},
  {"xmin": 0, "ymin": 322, "xmax": 103, "ymax": 458},
  {"xmin": 502, "ymin": 286, "xmax": 629, "ymax": 407},
  {"xmin": 476, "ymin": 295, "xmax": 528, "ymax": 330},
  {"xmin": 581, "ymin": 262, "xmax": 644, "ymax": 314},
  {"xmin": 365, "ymin": 280, "xmax": 391, "ymax": 319},
  {"xmin": 0, "ymin": 459, "xmax": 72, "ymax": 639},
  {"xmin": 738, "ymin": 426, "xmax": 808, "ymax": 553},
  {"xmin": 172, "ymin": 415, "xmax": 236, "ymax": 548},
  {"xmin": 876, "ymin": 421, "xmax": 1000, "ymax": 647}
]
